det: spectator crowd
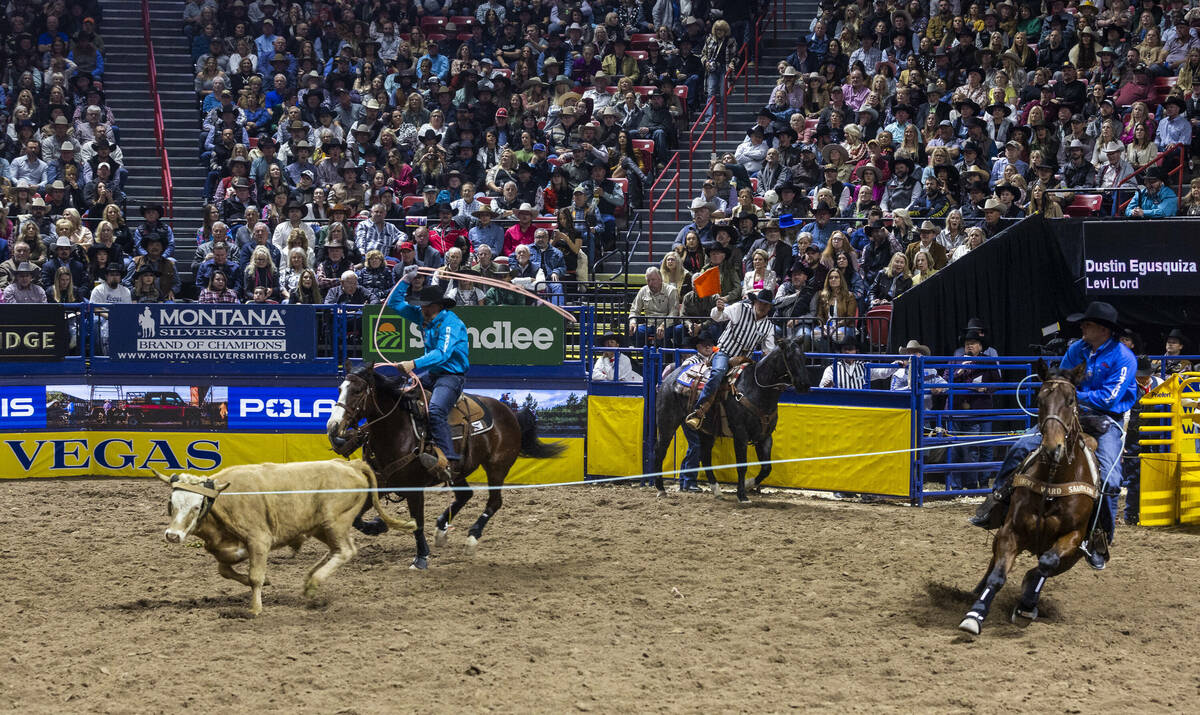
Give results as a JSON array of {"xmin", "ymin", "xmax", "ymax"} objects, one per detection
[{"xmin": 624, "ymin": 0, "xmax": 1200, "ymax": 350}]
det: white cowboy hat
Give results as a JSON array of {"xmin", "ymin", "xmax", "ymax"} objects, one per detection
[{"xmin": 901, "ymin": 339, "xmax": 931, "ymax": 355}]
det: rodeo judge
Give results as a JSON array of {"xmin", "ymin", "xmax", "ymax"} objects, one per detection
[
  {"xmin": 685, "ymin": 288, "xmax": 777, "ymax": 430},
  {"xmin": 386, "ymin": 267, "xmax": 471, "ymax": 483}
]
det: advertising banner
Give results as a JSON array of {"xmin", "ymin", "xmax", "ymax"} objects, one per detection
[
  {"xmin": 0, "ymin": 386, "xmax": 47, "ymax": 429},
  {"xmin": 0, "ymin": 305, "xmax": 70, "ymax": 362},
  {"xmin": 1083, "ymin": 223, "xmax": 1200, "ymax": 295},
  {"xmin": 362, "ymin": 305, "xmax": 564, "ymax": 365},
  {"xmin": 227, "ymin": 387, "xmax": 339, "ymax": 431},
  {"xmin": 108, "ymin": 304, "xmax": 316, "ymax": 362}
]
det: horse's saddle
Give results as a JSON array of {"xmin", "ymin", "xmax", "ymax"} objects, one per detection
[
  {"xmin": 675, "ymin": 360, "xmax": 748, "ymax": 393},
  {"xmin": 449, "ymin": 394, "xmax": 494, "ymax": 442},
  {"xmin": 1012, "ymin": 441, "xmax": 1104, "ymax": 500}
]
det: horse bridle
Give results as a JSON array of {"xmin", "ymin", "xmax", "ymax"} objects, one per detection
[
  {"xmin": 754, "ymin": 344, "xmax": 803, "ymax": 391},
  {"xmin": 1037, "ymin": 377, "xmax": 1081, "ymax": 462},
  {"xmin": 335, "ymin": 373, "xmax": 427, "ymax": 479}
]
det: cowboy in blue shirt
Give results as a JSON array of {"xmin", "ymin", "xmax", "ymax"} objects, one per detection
[
  {"xmin": 387, "ymin": 270, "xmax": 471, "ymax": 481},
  {"xmin": 971, "ymin": 301, "xmax": 1137, "ymax": 570}
]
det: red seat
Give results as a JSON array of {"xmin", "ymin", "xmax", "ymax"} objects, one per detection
[
  {"xmin": 750, "ymin": 177, "xmax": 759, "ymax": 193},
  {"xmin": 494, "ymin": 68, "xmax": 512, "ymax": 78},
  {"xmin": 247, "ymin": 136, "xmax": 258, "ymax": 149},
  {"xmin": 449, "ymin": 15, "xmax": 476, "ymax": 28},
  {"xmin": 626, "ymin": 50, "xmax": 649, "ymax": 61},
  {"xmin": 630, "ymin": 33, "xmax": 657, "ymax": 49},
  {"xmin": 633, "ymin": 85, "xmax": 656, "ymax": 96},
  {"xmin": 605, "ymin": 86, "xmax": 618, "ymax": 94},
  {"xmin": 864, "ymin": 305, "xmax": 892, "ymax": 350},
  {"xmin": 804, "ymin": 117, "xmax": 818, "ymax": 131},
  {"xmin": 1154, "ymin": 76, "xmax": 1178, "ymax": 89},
  {"xmin": 673, "ymin": 86, "xmax": 688, "ymax": 103},
  {"xmin": 753, "ymin": 197, "xmax": 764, "ymax": 208},
  {"xmin": 456, "ymin": 33, "xmax": 473, "ymax": 42},
  {"xmin": 477, "ymin": 196, "xmax": 493, "ymax": 205},
  {"xmin": 631, "ymin": 138, "xmax": 655, "ymax": 167},
  {"xmin": 401, "ymin": 196, "xmax": 423, "ymax": 210},
  {"xmin": 1064, "ymin": 193, "xmax": 1102, "ymax": 217},
  {"xmin": 611, "ymin": 177, "xmax": 630, "ymax": 217},
  {"xmin": 546, "ymin": 156, "xmax": 561, "ymax": 167},
  {"xmin": 425, "ymin": 32, "xmax": 447, "ymax": 43},
  {"xmin": 420, "ymin": 16, "xmax": 446, "ymax": 30}
]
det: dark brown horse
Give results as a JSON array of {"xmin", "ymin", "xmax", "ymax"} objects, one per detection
[
  {"xmin": 959, "ymin": 361, "xmax": 1098, "ymax": 635},
  {"xmin": 326, "ymin": 364, "xmax": 565, "ymax": 569}
]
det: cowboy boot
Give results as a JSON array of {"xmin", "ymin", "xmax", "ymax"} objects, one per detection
[
  {"xmin": 968, "ymin": 481, "xmax": 1012, "ymax": 529},
  {"xmin": 685, "ymin": 400, "xmax": 712, "ymax": 431},
  {"xmin": 1079, "ymin": 529, "xmax": 1109, "ymax": 571},
  {"xmin": 418, "ymin": 451, "xmax": 454, "ymax": 485}
]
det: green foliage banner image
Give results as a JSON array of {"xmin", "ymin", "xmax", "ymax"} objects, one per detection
[{"xmin": 362, "ymin": 305, "xmax": 565, "ymax": 365}]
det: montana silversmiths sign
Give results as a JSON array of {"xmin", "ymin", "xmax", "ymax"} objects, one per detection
[{"xmin": 108, "ymin": 305, "xmax": 316, "ymax": 362}]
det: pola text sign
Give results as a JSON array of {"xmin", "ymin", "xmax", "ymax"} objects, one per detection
[{"xmin": 362, "ymin": 305, "xmax": 564, "ymax": 365}]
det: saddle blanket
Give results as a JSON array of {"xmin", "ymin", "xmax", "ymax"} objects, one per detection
[{"xmin": 674, "ymin": 362, "xmax": 747, "ymax": 391}]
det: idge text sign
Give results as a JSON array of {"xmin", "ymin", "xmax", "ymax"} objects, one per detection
[
  {"xmin": 362, "ymin": 305, "xmax": 565, "ymax": 366},
  {"xmin": 108, "ymin": 304, "xmax": 317, "ymax": 362},
  {"xmin": 0, "ymin": 305, "xmax": 70, "ymax": 361}
]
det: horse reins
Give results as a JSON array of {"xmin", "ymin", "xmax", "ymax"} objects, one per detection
[
  {"xmin": 1036, "ymin": 378, "xmax": 1082, "ymax": 463},
  {"xmin": 336, "ymin": 374, "xmax": 429, "ymax": 482},
  {"xmin": 753, "ymin": 347, "xmax": 799, "ymax": 390}
]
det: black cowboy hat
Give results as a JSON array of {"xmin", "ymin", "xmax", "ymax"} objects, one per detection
[
  {"xmin": 750, "ymin": 288, "xmax": 774, "ymax": 305},
  {"xmin": 985, "ymin": 103, "xmax": 1012, "ymax": 116},
  {"xmin": 412, "ymin": 283, "xmax": 456, "ymax": 309},
  {"xmin": 1145, "ymin": 166, "xmax": 1169, "ymax": 182},
  {"xmin": 890, "ymin": 156, "xmax": 915, "ymax": 173},
  {"xmin": 140, "ymin": 203, "xmax": 163, "ymax": 216},
  {"xmin": 598, "ymin": 331, "xmax": 625, "ymax": 347},
  {"xmin": 962, "ymin": 329, "xmax": 989, "ymax": 347},
  {"xmin": 712, "ymin": 223, "xmax": 741, "ymax": 243},
  {"xmin": 704, "ymin": 242, "xmax": 730, "ymax": 257},
  {"xmin": 954, "ymin": 98, "xmax": 981, "ymax": 114},
  {"xmin": 1166, "ymin": 328, "xmax": 1189, "ymax": 347},
  {"xmin": 133, "ymin": 264, "xmax": 161, "ymax": 278},
  {"xmin": 1067, "ymin": 301, "xmax": 1120, "ymax": 332},
  {"xmin": 1162, "ymin": 96, "xmax": 1187, "ymax": 112}
]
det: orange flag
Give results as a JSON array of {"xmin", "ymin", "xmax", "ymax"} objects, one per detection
[{"xmin": 692, "ymin": 266, "xmax": 721, "ymax": 299}]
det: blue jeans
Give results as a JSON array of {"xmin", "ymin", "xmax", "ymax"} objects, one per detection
[
  {"xmin": 995, "ymin": 416, "xmax": 1124, "ymax": 537},
  {"xmin": 679, "ymin": 423, "xmax": 702, "ymax": 488},
  {"xmin": 1121, "ymin": 454, "xmax": 1140, "ymax": 523},
  {"xmin": 421, "ymin": 372, "xmax": 465, "ymax": 461},
  {"xmin": 704, "ymin": 71, "xmax": 726, "ymax": 119},
  {"xmin": 694, "ymin": 350, "xmax": 730, "ymax": 407},
  {"xmin": 949, "ymin": 418, "xmax": 991, "ymax": 491}
]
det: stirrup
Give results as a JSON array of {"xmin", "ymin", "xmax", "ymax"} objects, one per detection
[
  {"xmin": 1080, "ymin": 531, "xmax": 1109, "ymax": 571},
  {"xmin": 684, "ymin": 410, "xmax": 704, "ymax": 430}
]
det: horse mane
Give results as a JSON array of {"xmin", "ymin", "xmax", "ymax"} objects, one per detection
[{"xmin": 351, "ymin": 365, "xmax": 411, "ymax": 402}]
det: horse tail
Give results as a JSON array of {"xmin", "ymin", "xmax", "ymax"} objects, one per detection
[
  {"xmin": 517, "ymin": 407, "xmax": 568, "ymax": 459},
  {"xmin": 354, "ymin": 459, "xmax": 418, "ymax": 533}
]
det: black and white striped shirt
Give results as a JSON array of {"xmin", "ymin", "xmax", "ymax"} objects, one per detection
[
  {"xmin": 819, "ymin": 361, "xmax": 868, "ymax": 389},
  {"xmin": 711, "ymin": 300, "xmax": 776, "ymax": 357}
]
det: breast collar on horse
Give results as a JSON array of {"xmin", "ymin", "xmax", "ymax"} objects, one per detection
[{"xmin": 335, "ymin": 374, "xmax": 429, "ymax": 483}]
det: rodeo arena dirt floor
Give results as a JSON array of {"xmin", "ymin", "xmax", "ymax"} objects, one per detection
[{"xmin": 2, "ymin": 478, "xmax": 1199, "ymax": 713}]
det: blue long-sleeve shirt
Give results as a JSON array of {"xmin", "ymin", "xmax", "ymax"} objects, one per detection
[
  {"xmin": 385, "ymin": 280, "xmax": 471, "ymax": 374},
  {"xmin": 1125, "ymin": 185, "xmax": 1178, "ymax": 218},
  {"xmin": 1059, "ymin": 336, "xmax": 1138, "ymax": 416}
]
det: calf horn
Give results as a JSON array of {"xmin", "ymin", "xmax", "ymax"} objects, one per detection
[{"xmin": 152, "ymin": 469, "xmax": 173, "ymax": 484}]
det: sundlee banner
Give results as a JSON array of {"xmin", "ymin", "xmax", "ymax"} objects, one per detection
[
  {"xmin": 108, "ymin": 305, "xmax": 316, "ymax": 362},
  {"xmin": 0, "ymin": 305, "xmax": 70, "ymax": 362},
  {"xmin": 361, "ymin": 305, "xmax": 565, "ymax": 365},
  {"xmin": 1083, "ymin": 224, "xmax": 1200, "ymax": 295}
]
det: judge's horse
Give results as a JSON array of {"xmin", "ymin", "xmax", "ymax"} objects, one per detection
[
  {"xmin": 326, "ymin": 364, "xmax": 565, "ymax": 569},
  {"xmin": 652, "ymin": 337, "xmax": 810, "ymax": 502},
  {"xmin": 959, "ymin": 361, "xmax": 1099, "ymax": 635}
]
